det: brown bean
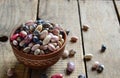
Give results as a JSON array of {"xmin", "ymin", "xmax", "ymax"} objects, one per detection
[
  {"xmin": 82, "ymin": 24, "xmax": 89, "ymax": 31},
  {"xmin": 70, "ymin": 36, "xmax": 78, "ymax": 42}
]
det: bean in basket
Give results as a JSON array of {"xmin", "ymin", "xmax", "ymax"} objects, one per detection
[{"xmin": 9, "ymin": 19, "xmax": 67, "ymax": 69}]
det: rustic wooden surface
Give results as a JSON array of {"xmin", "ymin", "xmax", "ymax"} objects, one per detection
[
  {"xmin": 0, "ymin": 0, "xmax": 38, "ymax": 78},
  {"xmin": 80, "ymin": 0, "xmax": 120, "ymax": 78},
  {"xmin": 0, "ymin": 0, "xmax": 120, "ymax": 78}
]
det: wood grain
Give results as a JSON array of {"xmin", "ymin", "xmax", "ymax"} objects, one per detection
[
  {"xmin": 79, "ymin": 0, "xmax": 120, "ymax": 78},
  {"xmin": 0, "ymin": 0, "xmax": 38, "ymax": 78},
  {"xmin": 31, "ymin": 0, "xmax": 85, "ymax": 78}
]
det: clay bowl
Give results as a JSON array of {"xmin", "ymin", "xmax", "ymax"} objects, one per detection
[{"xmin": 9, "ymin": 26, "xmax": 67, "ymax": 69}]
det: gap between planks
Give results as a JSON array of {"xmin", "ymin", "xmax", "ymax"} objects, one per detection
[
  {"xmin": 77, "ymin": 0, "xmax": 88, "ymax": 78},
  {"xmin": 113, "ymin": 0, "xmax": 120, "ymax": 25},
  {"xmin": 36, "ymin": 0, "xmax": 40, "ymax": 20}
]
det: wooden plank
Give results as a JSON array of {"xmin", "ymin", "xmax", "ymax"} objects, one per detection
[
  {"xmin": 23, "ymin": 67, "xmax": 30, "ymax": 78},
  {"xmin": 79, "ymin": 0, "xmax": 120, "ymax": 78},
  {"xmin": 115, "ymin": 0, "xmax": 120, "ymax": 18},
  {"xmin": 14, "ymin": 63, "xmax": 25, "ymax": 78},
  {"xmin": 31, "ymin": 0, "xmax": 85, "ymax": 78},
  {"xmin": 0, "ymin": 0, "xmax": 38, "ymax": 78}
]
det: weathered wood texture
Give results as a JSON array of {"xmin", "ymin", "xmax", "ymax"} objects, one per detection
[
  {"xmin": 79, "ymin": 0, "xmax": 120, "ymax": 78},
  {"xmin": 30, "ymin": 0, "xmax": 85, "ymax": 78},
  {"xmin": 0, "ymin": 0, "xmax": 38, "ymax": 78},
  {"xmin": 115, "ymin": 0, "xmax": 120, "ymax": 18}
]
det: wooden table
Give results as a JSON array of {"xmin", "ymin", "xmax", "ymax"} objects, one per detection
[{"xmin": 0, "ymin": 0, "xmax": 120, "ymax": 78}]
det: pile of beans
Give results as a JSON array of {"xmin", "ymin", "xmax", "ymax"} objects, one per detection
[{"xmin": 10, "ymin": 19, "xmax": 65, "ymax": 55}]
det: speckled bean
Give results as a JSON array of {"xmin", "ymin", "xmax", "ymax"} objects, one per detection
[
  {"xmin": 69, "ymin": 49, "xmax": 76, "ymax": 57},
  {"xmin": 70, "ymin": 36, "xmax": 78, "ymax": 42},
  {"xmin": 33, "ymin": 36, "xmax": 39, "ymax": 43},
  {"xmin": 40, "ymin": 30, "xmax": 48, "ymax": 39},
  {"xmin": 60, "ymin": 39, "xmax": 64, "ymax": 44},
  {"xmin": 23, "ymin": 47, "xmax": 31, "ymax": 53},
  {"xmin": 48, "ymin": 43, "xmax": 56, "ymax": 51},
  {"xmin": 67, "ymin": 62, "xmax": 75, "ymax": 74},
  {"xmin": 35, "ymin": 25, "xmax": 43, "ymax": 32},
  {"xmin": 43, "ymin": 35, "xmax": 52, "ymax": 45},
  {"xmin": 28, "ymin": 43, "xmax": 34, "ymax": 47},
  {"xmin": 57, "ymin": 41, "xmax": 62, "ymax": 48},
  {"xmin": 16, "ymin": 37, "xmax": 22, "ymax": 42},
  {"xmin": 31, "ymin": 44, "xmax": 40, "ymax": 51},
  {"xmin": 40, "ymin": 45, "xmax": 48, "ymax": 50},
  {"xmin": 34, "ymin": 49, "xmax": 41, "ymax": 55},
  {"xmin": 58, "ymin": 34, "xmax": 63, "ymax": 41},
  {"xmin": 19, "ymin": 40, "xmax": 26, "ymax": 47},
  {"xmin": 97, "ymin": 64, "xmax": 104, "ymax": 73},
  {"xmin": 52, "ymin": 29, "xmax": 60, "ymax": 35},
  {"xmin": 91, "ymin": 61, "xmax": 100, "ymax": 70},
  {"xmin": 20, "ymin": 30, "xmax": 27, "ymax": 38},
  {"xmin": 82, "ymin": 24, "xmax": 89, "ymax": 31},
  {"xmin": 24, "ymin": 34, "xmax": 33, "ymax": 43},
  {"xmin": 10, "ymin": 33, "xmax": 19, "ymax": 41},
  {"xmin": 29, "ymin": 25, "xmax": 35, "ymax": 32},
  {"xmin": 40, "ymin": 50, "xmax": 45, "ymax": 55},
  {"xmin": 56, "ymin": 46, "xmax": 60, "ymax": 50},
  {"xmin": 84, "ymin": 54, "xmax": 93, "ymax": 61},
  {"xmin": 52, "ymin": 43, "xmax": 58, "ymax": 47},
  {"xmin": 51, "ymin": 35, "xmax": 59, "ymax": 43},
  {"xmin": 12, "ymin": 40, "xmax": 18, "ymax": 46}
]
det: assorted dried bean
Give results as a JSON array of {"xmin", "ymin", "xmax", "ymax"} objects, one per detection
[{"xmin": 10, "ymin": 19, "xmax": 65, "ymax": 55}]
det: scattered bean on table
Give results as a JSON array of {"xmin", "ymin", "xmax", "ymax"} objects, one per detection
[
  {"xmin": 101, "ymin": 44, "xmax": 106, "ymax": 52},
  {"xmin": 66, "ymin": 62, "xmax": 75, "ymax": 74},
  {"xmin": 70, "ymin": 36, "xmax": 78, "ymax": 42},
  {"xmin": 82, "ymin": 24, "xmax": 89, "ymax": 31},
  {"xmin": 84, "ymin": 54, "xmax": 93, "ymax": 61}
]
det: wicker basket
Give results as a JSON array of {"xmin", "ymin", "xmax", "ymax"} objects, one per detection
[{"xmin": 10, "ymin": 26, "xmax": 67, "ymax": 69}]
